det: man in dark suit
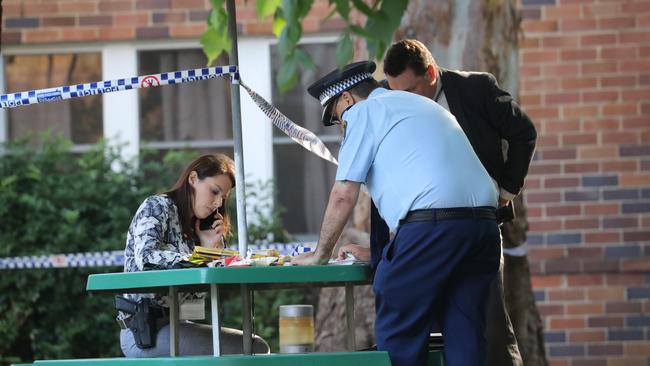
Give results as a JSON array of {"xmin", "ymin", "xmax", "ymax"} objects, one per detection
[{"xmin": 375, "ymin": 39, "xmax": 535, "ymax": 366}]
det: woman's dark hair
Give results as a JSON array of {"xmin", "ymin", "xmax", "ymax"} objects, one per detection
[
  {"xmin": 164, "ymin": 153, "xmax": 236, "ymax": 244},
  {"xmin": 348, "ymin": 78, "xmax": 381, "ymax": 99},
  {"xmin": 383, "ymin": 39, "xmax": 437, "ymax": 77}
]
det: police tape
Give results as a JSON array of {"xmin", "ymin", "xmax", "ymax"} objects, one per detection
[
  {"xmin": 0, "ymin": 65, "xmax": 239, "ymax": 109},
  {"xmin": 0, "ymin": 243, "xmax": 314, "ymax": 270},
  {"xmin": 0, "ymin": 64, "xmax": 338, "ymax": 165}
]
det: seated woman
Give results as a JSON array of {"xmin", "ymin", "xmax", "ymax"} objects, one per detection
[{"xmin": 119, "ymin": 153, "xmax": 269, "ymax": 357}]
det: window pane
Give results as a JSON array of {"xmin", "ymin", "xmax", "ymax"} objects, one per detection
[
  {"xmin": 271, "ymin": 43, "xmax": 339, "ymax": 235},
  {"xmin": 138, "ymin": 49, "xmax": 233, "ymax": 143},
  {"xmin": 5, "ymin": 53, "xmax": 103, "ymax": 145}
]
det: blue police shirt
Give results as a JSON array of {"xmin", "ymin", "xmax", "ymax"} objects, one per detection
[{"xmin": 335, "ymin": 88, "xmax": 498, "ymax": 231}]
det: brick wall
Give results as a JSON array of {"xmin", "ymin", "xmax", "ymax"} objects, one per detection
[
  {"xmin": 0, "ymin": 0, "xmax": 342, "ymax": 45},
  {"xmin": 520, "ymin": 0, "xmax": 650, "ymax": 365}
]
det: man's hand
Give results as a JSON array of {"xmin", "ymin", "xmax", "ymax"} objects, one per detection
[
  {"xmin": 337, "ymin": 244, "xmax": 371, "ymax": 261},
  {"xmin": 499, "ymin": 197, "xmax": 511, "ymax": 207},
  {"xmin": 291, "ymin": 251, "xmax": 329, "ymax": 266}
]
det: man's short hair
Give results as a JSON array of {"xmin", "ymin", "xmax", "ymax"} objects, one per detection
[
  {"xmin": 384, "ymin": 39, "xmax": 437, "ymax": 77},
  {"xmin": 348, "ymin": 78, "xmax": 381, "ymax": 99}
]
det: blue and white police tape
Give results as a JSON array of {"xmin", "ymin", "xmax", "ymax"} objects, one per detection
[
  {"xmin": 0, "ymin": 242, "xmax": 313, "ymax": 269},
  {"xmin": 0, "ymin": 65, "xmax": 239, "ymax": 109}
]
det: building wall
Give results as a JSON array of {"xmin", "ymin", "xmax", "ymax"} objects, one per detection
[{"xmin": 519, "ymin": 0, "xmax": 650, "ymax": 365}]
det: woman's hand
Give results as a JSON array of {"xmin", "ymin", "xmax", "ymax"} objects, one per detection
[
  {"xmin": 336, "ymin": 244, "xmax": 371, "ymax": 261},
  {"xmin": 195, "ymin": 212, "xmax": 225, "ymax": 249}
]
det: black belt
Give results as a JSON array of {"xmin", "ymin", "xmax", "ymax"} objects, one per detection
[{"xmin": 400, "ymin": 207, "xmax": 496, "ymax": 225}]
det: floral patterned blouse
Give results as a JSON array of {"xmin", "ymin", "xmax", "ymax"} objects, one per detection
[{"xmin": 123, "ymin": 195, "xmax": 197, "ymax": 306}]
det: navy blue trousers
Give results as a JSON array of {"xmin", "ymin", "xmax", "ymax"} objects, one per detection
[{"xmin": 373, "ymin": 218, "xmax": 500, "ymax": 366}]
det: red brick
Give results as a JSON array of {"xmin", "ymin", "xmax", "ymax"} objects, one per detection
[
  {"xmin": 169, "ymin": 25, "xmax": 205, "ymax": 37},
  {"xmin": 582, "ymin": 3, "xmax": 619, "ymax": 17},
  {"xmin": 585, "ymin": 232, "xmax": 620, "ymax": 244},
  {"xmin": 562, "ymin": 133, "xmax": 597, "ymax": 145},
  {"xmin": 42, "ymin": 16, "xmax": 77, "ymax": 27},
  {"xmin": 520, "ymin": 37, "xmax": 540, "ymax": 49},
  {"xmin": 547, "ymin": 204, "xmax": 581, "ymax": 216},
  {"xmin": 604, "ymin": 103, "xmax": 639, "ymax": 116},
  {"xmin": 561, "ymin": 19, "xmax": 598, "ymax": 32},
  {"xmin": 606, "ymin": 274, "xmax": 645, "ymax": 286},
  {"xmin": 584, "ymin": 119, "xmax": 620, "ymax": 130},
  {"xmin": 522, "ymin": 50, "xmax": 559, "ymax": 64},
  {"xmin": 99, "ymin": 1, "xmax": 134, "ymax": 12},
  {"xmin": 530, "ymin": 163, "xmax": 562, "ymax": 174},
  {"xmin": 527, "ymin": 206, "xmax": 543, "ymax": 217},
  {"xmin": 561, "ymin": 48, "xmax": 598, "ymax": 62},
  {"xmin": 561, "ymin": 77, "xmax": 598, "ymax": 90},
  {"xmin": 152, "ymin": 11, "xmax": 187, "ymax": 23},
  {"xmin": 563, "ymin": 105, "xmax": 601, "ymax": 119},
  {"xmin": 622, "ymin": 258, "xmax": 650, "ymax": 272},
  {"xmin": 621, "ymin": 2, "xmax": 650, "ymax": 13},
  {"xmin": 58, "ymin": 1, "xmax": 98, "ymax": 14},
  {"xmin": 24, "ymin": 30, "xmax": 62, "ymax": 43},
  {"xmin": 2, "ymin": 3, "xmax": 22, "ymax": 17},
  {"xmin": 532, "ymin": 275, "xmax": 564, "ymax": 288},
  {"xmin": 520, "ymin": 94, "xmax": 542, "ymax": 106},
  {"xmin": 539, "ymin": 304, "xmax": 565, "ymax": 316},
  {"xmin": 565, "ymin": 218, "xmax": 600, "ymax": 230},
  {"xmin": 545, "ymin": 177, "xmax": 580, "ymax": 189},
  {"xmin": 549, "ymin": 360, "xmax": 569, "ymax": 366},
  {"xmin": 542, "ymin": 35, "xmax": 580, "ymax": 48},
  {"xmin": 99, "ymin": 27, "xmax": 135, "ymax": 40},
  {"xmin": 582, "ymin": 62, "xmax": 618, "ymax": 75},
  {"xmin": 542, "ymin": 64, "xmax": 580, "ymax": 77},
  {"xmin": 582, "ymin": 91, "xmax": 619, "ymax": 103},
  {"xmin": 624, "ymin": 117, "xmax": 650, "ymax": 129},
  {"xmin": 621, "ymin": 60, "xmax": 650, "ymax": 73},
  {"xmin": 603, "ymin": 160, "xmax": 637, "ymax": 172},
  {"xmin": 549, "ymin": 317, "xmax": 586, "ymax": 329},
  {"xmin": 622, "ymin": 89, "xmax": 650, "ymax": 102},
  {"xmin": 623, "ymin": 231, "xmax": 650, "ymax": 242},
  {"xmin": 601, "ymin": 47, "xmax": 638, "ymax": 60},
  {"xmin": 620, "ymin": 173, "xmax": 650, "ymax": 186},
  {"xmin": 171, "ymin": 0, "xmax": 205, "ymax": 9},
  {"xmin": 114, "ymin": 14, "xmax": 150, "ymax": 26},
  {"xmin": 79, "ymin": 15, "xmax": 113, "ymax": 26},
  {"xmin": 526, "ymin": 106, "xmax": 560, "ymax": 120},
  {"xmin": 578, "ymin": 146, "xmax": 618, "ymax": 159},
  {"xmin": 1, "ymin": 31, "xmax": 21, "ymax": 44},
  {"xmin": 600, "ymin": 75, "xmax": 637, "ymax": 87},
  {"xmin": 61, "ymin": 28, "xmax": 99, "ymax": 41},
  {"xmin": 602, "ymin": 132, "xmax": 640, "ymax": 145},
  {"xmin": 580, "ymin": 33, "xmax": 617, "ymax": 46},
  {"xmin": 522, "ymin": 19, "xmax": 558, "ymax": 33},
  {"xmin": 572, "ymin": 359, "xmax": 607, "ymax": 366},
  {"xmin": 543, "ymin": 148, "xmax": 578, "ymax": 160},
  {"xmin": 525, "ymin": 177, "xmax": 542, "ymax": 189},
  {"xmin": 568, "ymin": 247, "xmax": 602, "ymax": 258},
  {"xmin": 564, "ymin": 162, "xmax": 599, "ymax": 174},
  {"xmin": 546, "ymin": 92, "xmax": 580, "ymax": 105},
  {"xmin": 568, "ymin": 274, "xmax": 604, "ymax": 286},
  {"xmin": 599, "ymin": 16, "xmax": 636, "ymax": 30},
  {"xmin": 545, "ymin": 5, "xmax": 581, "ymax": 19},
  {"xmin": 569, "ymin": 330, "xmax": 606, "ymax": 343},
  {"xmin": 524, "ymin": 192, "xmax": 562, "ymax": 203},
  {"xmin": 136, "ymin": 0, "xmax": 171, "ymax": 10},
  {"xmin": 23, "ymin": 2, "xmax": 59, "ymax": 16},
  {"xmin": 529, "ymin": 220, "xmax": 563, "ymax": 232},
  {"xmin": 546, "ymin": 120, "xmax": 580, "ymax": 133},
  {"xmin": 521, "ymin": 65, "xmax": 541, "ymax": 78},
  {"xmin": 523, "ymin": 78, "xmax": 561, "ymax": 91},
  {"xmin": 641, "ymin": 46, "xmax": 650, "ymax": 58},
  {"xmin": 567, "ymin": 303, "xmax": 603, "ymax": 315},
  {"xmin": 587, "ymin": 316, "xmax": 624, "ymax": 328},
  {"xmin": 605, "ymin": 301, "xmax": 643, "ymax": 313},
  {"xmin": 529, "ymin": 248, "xmax": 566, "ymax": 260},
  {"xmin": 583, "ymin": 203, "xmax": 620, "ymax": 216},
  {"xmin": 620, "ymin": 31, "xmax": 650, "ymax": 44},
  {"xmin": 640, "ymin": 14, "xmax": 650, "ymax": 27},
  {"xmin": 549, "ymin": 289, "xmax": 585, "ymax": 302},
  {"xmin": 588, "ymin": 287, "xmax": 625, "ymax": 301},
  {"xmin": 625, "ymin": 343, "xmax": 650, "ymax": 355}
]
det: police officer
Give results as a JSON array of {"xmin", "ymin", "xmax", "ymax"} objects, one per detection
[{"xmin": 292, "ymin": 61, "xmax": 501, "ymax": 366}]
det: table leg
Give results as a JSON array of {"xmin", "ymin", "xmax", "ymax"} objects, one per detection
[
  {"xmin": 168, "ymin": 286, "xmax": 179, "ymax": 356},
  {"xmin": 345, "ymin": 283, "xmax": 356, "ymax": 351},
  {"xmin": 210, "ymin": 284, "xmax": 222, "ymax": 356},
  {"xmin": 241, "ymin": 284, "xmax": 252, "ymax": 354}
]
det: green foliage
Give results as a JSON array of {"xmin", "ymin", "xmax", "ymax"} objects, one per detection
[
  {"xmin": 0, "ymin": 137, "xmax": 296, "ymax": 364},
  {"xmin": 202, "ymin": 0, "xmax": 410, "ymax": 92}
]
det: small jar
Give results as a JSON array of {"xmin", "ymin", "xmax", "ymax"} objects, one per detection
[{"xmin": 279, "ymin": 304, "xmax": 314, "ymax": 353}]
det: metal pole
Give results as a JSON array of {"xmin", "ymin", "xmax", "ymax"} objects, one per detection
[
  {"xmin": 210, "ymin": 284, "xmax": 222, "ymax": 356},
  {"xmin": 226, "ymin": 0, "xmax": 253, "ymax": 355},
  {"xmin": 168, "ymin": 286, "xmax": 180, "ymax": 356},
  {"xmin": 225, "ymin": 0, "xmax": 248, "ymax": 255},
  {"xmin": 0, "ymin": 52, "xmax": 8, "ymax": 151},
  {"xmin": 345, "ymin": 284, "xmax": 356, "ymax": 351}
]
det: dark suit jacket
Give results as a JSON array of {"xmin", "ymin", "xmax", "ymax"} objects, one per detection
[{"xmin": 370, "ymin": 69, "xmax": 537, "ymax": 268}]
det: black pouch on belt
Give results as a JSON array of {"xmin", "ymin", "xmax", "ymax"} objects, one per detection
[
  {"xmin": 115, "ymin": 296, "xmax": 157, "ymax": 349},
  {"xmin": 495, "ymin": 202, "xmax": 516, "ymax": 225}
]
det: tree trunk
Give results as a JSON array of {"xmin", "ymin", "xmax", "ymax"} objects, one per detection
[{"xmin": 314, "ymin": 2, "xmax": 548, "ymax": 365}]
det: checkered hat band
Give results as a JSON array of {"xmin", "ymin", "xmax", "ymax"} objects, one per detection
[{"xmin": 319, "ymin": 72, "xmax": 373, "ymax": 106}]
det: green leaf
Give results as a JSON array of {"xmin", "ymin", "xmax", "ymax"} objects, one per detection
[
  {"xmin": 297, "ymin": 0, "xmax": 314, "ymax": 18},
  {"xmin": 336, "ymin": 32, "xmax": 353, "ymax": 68},
  {"xmin": 272, "ymin": 13, "xmax": 286, "ymax": 37},
  {"xmin": 282, "ymin": 0, "xmax": 297, "ymax": 21},
  {"xmin": 276, "ymin": 56, "xmax": 299, "ymax": 93},
  {"xmin": 61, "ymin": 209, "xmax": 80, "ymax": 225},
  {"xmin": 1, "ymin": 175, "xmax": 17, "ymax": 188},
  {"xmin": 351, "ymin": 0, "xmax": 373, "ymax": 16},
  {"xmin": 333, "ymin": 0, "xmax": 350, "ymax": 20},
  {"xmin": 294, "ymin": 48, "xmax": 315, "ymax": 69},
  {"xmin": 348, "ymin": 24, "xmax": 372, "ymax": 38},
  {"xmin": 256, "ymin": 0, "xmax": 281, "ymax": 18}
]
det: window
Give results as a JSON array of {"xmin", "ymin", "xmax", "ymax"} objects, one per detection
[
  {"xmin": 271, "ymin": 43, "xmax": 339, "ymax": 236},
  {"xmin": 4, "ymin": 53, "xmax": 103, "ymax": 147},
  {"xmin": 138, "ymin": 49, "xmax": 233, "ymax": 157}
]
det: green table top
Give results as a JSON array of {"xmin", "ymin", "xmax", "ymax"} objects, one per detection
[{"xmin": 87, "ymin": 265, "xmax": 373, "ymax": 293}]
